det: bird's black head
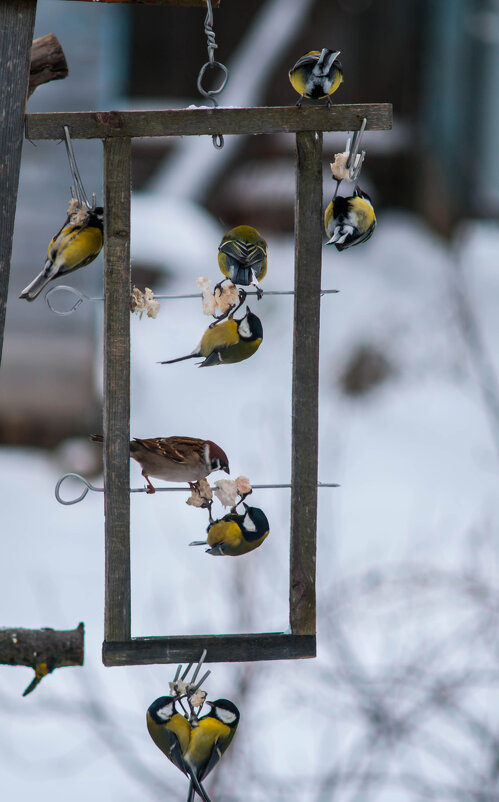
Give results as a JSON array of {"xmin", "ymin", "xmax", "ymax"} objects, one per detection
[
  {"xmin": 207, "ymin": 699, "xmax": 240, "ymax": 727},
  {"xmin": 242, "ymin": 504, "xmax": 270, "ymax": 541},
  {"xmin": 89, "ymin": 206, "xmax": 104, "ymax": 227},
  {"xmin": 147, "ymin": 696, "xmax": 177, "ymax": 723},
  {"xmin": 237, "ymin": 307, "xmax": 263, "ymax": 342}
]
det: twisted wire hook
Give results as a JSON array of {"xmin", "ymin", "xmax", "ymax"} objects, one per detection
[
  {"xmin": 197, "ymin": 0, "xmax": 228, "ymax": 149},
  {"xmin": 63, "ymin": 126, "xmax": 96, "ymax": 211},
  {"xmin": 54, "ymin": 473, "xmax": 339, "ymax": 506}
]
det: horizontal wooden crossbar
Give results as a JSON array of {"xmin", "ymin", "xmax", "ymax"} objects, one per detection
[
  {"xmin": 60, "ymin": 1, "xmax": 220, "ymax": 6},
  {"xmin": 102, "ymin": 633, "xmax": 316, "ymax": 665},
  {"xmin": 25, "ymin": 104, "xmax": 392, "ymax": 140}
]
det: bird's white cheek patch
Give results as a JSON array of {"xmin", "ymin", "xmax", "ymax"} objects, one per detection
[
  {"xmin": 157, "ymin": 704, "xmax": 173, "ymax": 720},
  {"xmin": 243, "ymin": 512, "xmax": 257, "ymax": 532},
  {"xmin": 238, "ymin": 318, "xmax": 251, "ymax": 339},
  {"xmin": 216, "ymin": 708, "xmax": 237, "ymax": 724}
]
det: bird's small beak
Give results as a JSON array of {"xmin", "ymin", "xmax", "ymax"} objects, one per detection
[{"xmin": 224, "ymin": 465, "xmax": 230, "ymax": 474}]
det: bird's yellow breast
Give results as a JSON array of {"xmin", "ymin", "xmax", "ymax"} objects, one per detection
[
  {"xmin": 186, "ymin": 717, "xmax": 231, "ymax": 768},
  {"xmin": 147, "ymin": 711, "xmax": 191, "ymax": 757},
  {"xmin": 350, "ymin": 197, "xmax": 376, "ymax": 230},
  {"xmin": 200, "ymin": 319, "xmax": 239, "ymax": 356},
  {"xmin": 49, "ymin": 225, "xmax": 103, "ymax": 272},
  {"xmin": 207, "ymin": 520, "xmax": 243, "ymax": 549}
]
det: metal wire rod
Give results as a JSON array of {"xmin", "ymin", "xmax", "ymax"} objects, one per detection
[
  {"xmin": 44, "ymin": 284, "xmax": 339, "ymax": 316},
  {"xmin": 55, "ymin": 472, "xmax": 339, "ymax": 506}
]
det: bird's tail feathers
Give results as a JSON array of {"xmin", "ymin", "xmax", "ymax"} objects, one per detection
[
  {"xmin": 186, "ymin": 773, "xmax": 213, "ymax": 802},
  {"xmin": 89, "ymin": 434, "xmax": 104, "ymax": 443},
  {"xmin": 327, "ymin": 225, "xmax": 354, "ymax": 245},
  {"xmin": 315, "ymin": 48, "xmax": 340, "ymax": 76},
  {"xmin": 159, "ymin": 353, "xmax": 199, "ymax": 365},
  {"xmin": 19, "ymin": 260, "xmax": 58, "ymax": 301}
]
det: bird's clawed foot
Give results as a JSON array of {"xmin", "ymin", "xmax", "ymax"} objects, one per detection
[{"xmin": 144, "ymin": 476, "xmax": 156, "ymax": 494}]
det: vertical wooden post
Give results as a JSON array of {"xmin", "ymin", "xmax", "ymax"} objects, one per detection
[
  {"xmin": 103, "ymin": 137, "xmax": 131, "ymax": 642},
  {"xmin": 0, "ymin": 0, "xmax": 37, "ymax": 368},
  {"xmin": 289, "ymin": 130, "xmax": 323, "ymax": 637}
]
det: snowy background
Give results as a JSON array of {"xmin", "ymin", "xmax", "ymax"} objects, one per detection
[{"xmin": 2, "ymin": 1, "xmax": 499, "ymax": 801}]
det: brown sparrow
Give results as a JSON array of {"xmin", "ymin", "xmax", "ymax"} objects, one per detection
[{"xmin": 90, "ymin": 435, "xmax": 229, "ymax": 493}]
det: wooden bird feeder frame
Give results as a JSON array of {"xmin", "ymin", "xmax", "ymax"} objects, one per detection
[{"xmin": 5, "ymin": 0, "xmax": 392, "ymax": 669}]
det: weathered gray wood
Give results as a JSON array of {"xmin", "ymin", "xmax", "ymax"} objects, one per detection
[
  {"xmin": 61, "ymin": 0, "xmax": 219, "ymax": 4},
  {"xmin": 103, "ymin": 633, "xmax": 316, "ymax": 666},
  {"xmin": 289, "ymin": 132, "xmax": 323, "ymax": 637},
  {"xmin": 103, "ymin": 138, "xmax": 132, "ymax": 642},
  {"xmin": 0, "ymin": 623, "xmax": 84, "ymax": 668},
  {"xmin": 29, "ymin": 33, "xmax": 68, "ymax": 98},
  {"xmin": 0, "ymin": 623, "xmax": 84, "ymax": 695},
  {"xmin": 25, "ymin": 104, "xmax": 393, "ymax": 140},
  {"xmin": 0, "ymin": 0, "xmax": 37, "ymax": 369}
]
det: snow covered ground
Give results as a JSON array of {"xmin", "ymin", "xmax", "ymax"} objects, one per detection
[{"xmin": 1, "ymin": 199, "xmax": 499, "ymax": 800}]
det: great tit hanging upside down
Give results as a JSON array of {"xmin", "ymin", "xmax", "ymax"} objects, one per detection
[
  {"xmin": 183, "ymin": 699, "xmax": 240, "ymax": 802},
  {"xmin": 160, "ymin": 307, "xmax": 263, "ymax": 368},
  {"xmin": 190, "ymin": 504, "xmax": 270, "ymax": 556},
  {"xmin": 19, "ymin": 206, "xmax": 103, "ymax": 301},
  {"xmin": 324, "ymin": 188, "xmax": 376, "ymax": 251}
]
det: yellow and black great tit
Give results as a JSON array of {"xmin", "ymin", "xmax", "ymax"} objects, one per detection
[
  {"xmin": 184, "ymin": 699, "xmax": 240, "ymax": 802},
  {"xmin": 147, "ymin": 696, "xmax": 191, "ymax": 774},
  {"xmin": 218, "ymin": 225, "xmax": 267, "ymax": 297},
  {"xmin": 190, "ymin": 504, "xmax": 270, "ymax": 556},
  {"xmin": 324, "ymin": 188, "xmax": 376, "ymax": 251},
  {"xmin": 160, "ymin": 307, "xmax": 263, "ymax": 368},
  {"xmin": 289, "ymin": 48, "xmax": 343, "ymax": 106},
  {"xmin": 19, "ymin": 207, "xmax": 104, "ymax": 301}
]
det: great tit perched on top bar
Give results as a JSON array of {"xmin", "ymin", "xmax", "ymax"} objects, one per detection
[
  {"xmin": 160, "ymin": 307, "xmax": 263, "ymax": 368},
  {"xmin": 19, "ymin": 205, "xmax": 103, "ymax": 301},
  {"xmin": 324, "ymin": 188, "xmax": 376, "ymax": 251},
  {"xmin": 217, "ymin": 225, "xmax": 267, "ymax": 298},
  {"xmin": 288, "ymin": 48, "xmax": 343, "ymax": 106},
  {"xmin": 184, "ymin": 699, "xmax": 240, "ymax": 802},
  {"xmin": 190, "ymin": 504, "xmax": 269, "ymax": 556},
  {"xmin": 147, "ymin": 696, "xmax": 191, "ymax": 774}
]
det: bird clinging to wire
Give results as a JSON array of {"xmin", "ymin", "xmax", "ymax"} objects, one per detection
[
  {"xmin": 90, "ymin": 434, "xmax": 229, "ymax": 493},
  {"xmin": 160, "ymin": 306, "xmax": 263, "ymax": 368},
  {"xmin": 324, "ymin": 188, "xmax": 376, "ymax": 251},
  {"xmin": 288, "ymin": 48, "xmax": 343, "ymax": 107},
  {"xmin": 183, "ymin": 699, "xmax": 240, "ymax": 802},
  {"xmin": 190, "ymin": 503, "xmax": 270, "ymax": 556},
  {"xmin": 147, "ymin": 696, "xmax": 192, "ymax": 774},
  {"xmin": 19, "ymin": 203, "xmax": 103, "ymax": 301},
  {"xmin": 217, "ymin": 225, "xmax": 267, "ymax": 298}
]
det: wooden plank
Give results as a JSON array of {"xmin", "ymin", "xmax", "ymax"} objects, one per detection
[
  {"xmin": 289, "ymin": 131, "xmax": 323, "ymax": 637},
  {"xmin": 102, "ymin": 633, "xmax": 316, "ymax": 666},
  {"xmin": 61, "ymin": 0, "xmax": 219, "ymax": 4},
  {"xmin": 0, "ymin": 0, "xmax": 37, "ymax": 369},
  {"xmin": 25, "ymin": 104, "xmax": 393, "ymax": 140},
  {"xmin": 103, "ymin": 138, "xmax": 132, "ymax": 642}
]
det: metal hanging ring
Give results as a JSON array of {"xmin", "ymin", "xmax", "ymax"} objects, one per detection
[
  {"xmin": 196, "ymin": 60, "xmax": 229, "ymax": 101},
  {"xmin": 212, "ymin": 134, "xmax": 224, "ymax": 149}
]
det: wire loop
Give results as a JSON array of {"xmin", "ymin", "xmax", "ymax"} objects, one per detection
[
  {"xmin": 43, "ymin": 287, "xmax": 339, "ymax": 317},
  {"xmin": 54, "ymin": 473, "xmax": 339, "ymax": 506}
]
